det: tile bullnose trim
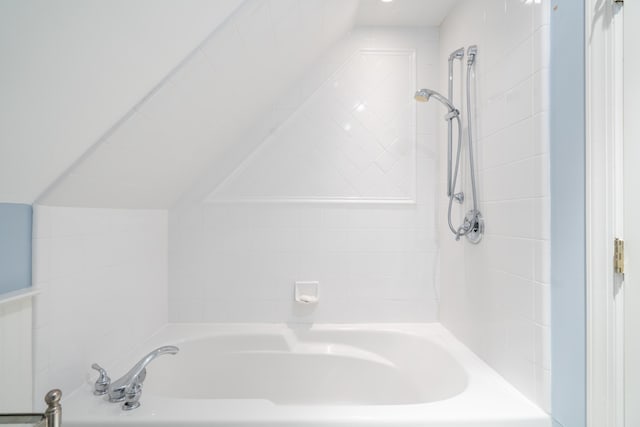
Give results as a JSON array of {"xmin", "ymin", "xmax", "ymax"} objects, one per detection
[{"xmin": 0, "ymin": 288, "xmax": 41, "ymax": 308}]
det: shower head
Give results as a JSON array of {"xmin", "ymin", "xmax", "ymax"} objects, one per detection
[
  {"xmin": 414, "ymin": 88, "xmax": 458, "ymax": 114},
  {"xmin": 414, "ymin": 89, "xmax": 431, "ymax": 103}
]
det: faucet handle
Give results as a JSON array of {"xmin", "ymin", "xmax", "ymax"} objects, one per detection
[
  {"xmin": 122, "ymin": 375, "xmax": 143, "ymax": 411},
  {"xmin": 91, "ymin": 363, "xmax": 111, "ymax": 396}
]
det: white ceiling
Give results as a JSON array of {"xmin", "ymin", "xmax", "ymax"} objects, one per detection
[
  {"xmin": 41, "ymin": 0, "xmax": 360, "ymax": 208},
  {"xmin": 355, "ymin": 0, "xmax": 459, "ymax": 27},
  {"xmin": 0, "ymin": 0, "xmax": 242, "ymax": 204}
]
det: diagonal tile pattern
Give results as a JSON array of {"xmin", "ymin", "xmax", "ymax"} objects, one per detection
[{"xmin": 208, "ymin": 49, "xmax": 416, "ymax": 202}]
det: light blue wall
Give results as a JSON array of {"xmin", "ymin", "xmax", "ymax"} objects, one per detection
[
  {"xmin": 550, "ymin": 1, "xmax": 586, "ymax": 426},
  {"xmin": 0, "ymin": 203, "xmax": 32, "ymax": 294}
]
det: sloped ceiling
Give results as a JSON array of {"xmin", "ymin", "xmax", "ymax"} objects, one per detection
[
  {"xmin": 28, "ymin": 0, "xmax": 459, "ymax": 209},
  {"xmin": 0, "ymin": 0, "xmax": 243, "ymax": 204},
  {"xmin": 40, "ymin": 0, "xmax": 360, "ymax": 208}
]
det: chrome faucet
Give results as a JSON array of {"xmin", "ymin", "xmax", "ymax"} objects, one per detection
[{"xmin": 92, "ymin": 345, "xmax": 179, "ymax": 410}]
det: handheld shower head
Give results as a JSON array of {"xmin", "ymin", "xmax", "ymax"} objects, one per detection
[
  {"xmin": 414, "ymin": 89, "xmax": 431, "ymax": 103},
  {"xmin": 414, "ymin": 88, "xmax": 458, "ymax": 115}
]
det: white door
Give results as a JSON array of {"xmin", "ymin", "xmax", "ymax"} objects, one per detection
[{"xmin": 625, "ymin": 0, "xmax": 640, "ymax": 424}]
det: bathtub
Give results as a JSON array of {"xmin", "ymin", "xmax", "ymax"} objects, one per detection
[{"xmin": 63, "ymin": 324, "xmax": 550, "ymax": 427}]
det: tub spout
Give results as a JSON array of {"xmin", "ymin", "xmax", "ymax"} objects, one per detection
[{"xmin": 107, "ymin": 345, "xmax": 179, "ymax": 403}]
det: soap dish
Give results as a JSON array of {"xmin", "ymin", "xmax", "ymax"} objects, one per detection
[{"xmin": 294, "ymin": 281, "xmax": 319, "ymax": 304}]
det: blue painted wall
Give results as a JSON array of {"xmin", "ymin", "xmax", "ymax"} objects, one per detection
[
  {"xmin": 0, "ymin": 203, "xmax": 33, "ymax": 294},
  {"xmin": 550, "ymin": 1, "xmax": 586, "ymax": 426}
]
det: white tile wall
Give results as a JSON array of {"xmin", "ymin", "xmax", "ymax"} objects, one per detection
[
  {"xmin": 207, "ymin": 48, "xmax": 417, "ymax": 202},
  {"xmin": 0, "ymin": 296, "xmax": 33, "ymax": 412},
  {"xmin": 170, "ymin": 28, "xmax": 440, "ymax": 323},
  {"xmin": 31, "ymin": 206, "xmax": 168, "ymax": 407},
  {"xmin": 438, "ymin": 0, "xmax": 551, "ymax": 412}
]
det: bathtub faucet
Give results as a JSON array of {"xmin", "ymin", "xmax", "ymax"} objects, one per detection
[{"xmin": 91, "ymin": 345, "xmax": 179, "ymax": 409}]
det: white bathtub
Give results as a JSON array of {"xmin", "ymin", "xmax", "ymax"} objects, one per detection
[{"xmin": 63, "ymin": 324, "xmax": 550, "ymax": 427}]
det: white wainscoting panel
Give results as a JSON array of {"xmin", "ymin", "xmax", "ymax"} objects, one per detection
[{"xmin": 0, "ymin": 296, "xmax": 33, "ymax": 412}]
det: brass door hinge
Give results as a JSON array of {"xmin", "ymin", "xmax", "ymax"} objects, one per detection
[{"xmin": 615, "ymin": 238, "xmax": 625, "ymax": 274}]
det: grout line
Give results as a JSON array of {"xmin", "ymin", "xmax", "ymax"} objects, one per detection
[
  {"xmin": 479, "ymin": 115, "xmax": 533, "ymax": 140},
  {"xmin": 479, "ymin": 152, "xmax": 547, "ymax": 172},
  {"xmin": 481, "ymin": 196, "xmax": 549, "ymax": 203},
  {"xmin": 481, "ymin": 196, "xmax": 548, "ymax": 204}
]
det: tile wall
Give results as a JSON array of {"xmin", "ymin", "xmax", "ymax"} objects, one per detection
[
  {"xmin": 208, "ymin": 48, "xmax": 417, "ymax": 202},
  {"xmin": 438, "ymin": 0, "xmax": 551, "ymax": 412},
  {"xmin": 169, "ymin": 28, "xmax": 441, "ymax": 323},
  {"xmin": 31, "ymin": 206, "xmax": 168, "ymax": 405}
]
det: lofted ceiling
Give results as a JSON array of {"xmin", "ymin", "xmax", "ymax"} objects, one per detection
[
  {"xmin": 0, "ymin": 0, "xmax": 243, "ymax": 204},
  {"xmin": 3, "ymin": 0, "xmax": 455, "ymax": 208},
  {"xmin": 40, "ymin": 0, "xmax": 359, "ymax": 208}
]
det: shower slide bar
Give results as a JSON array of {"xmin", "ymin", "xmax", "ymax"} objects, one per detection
[{"xmin": 414, "ymin": 45, "xmax": 484, "ymax": 244}]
